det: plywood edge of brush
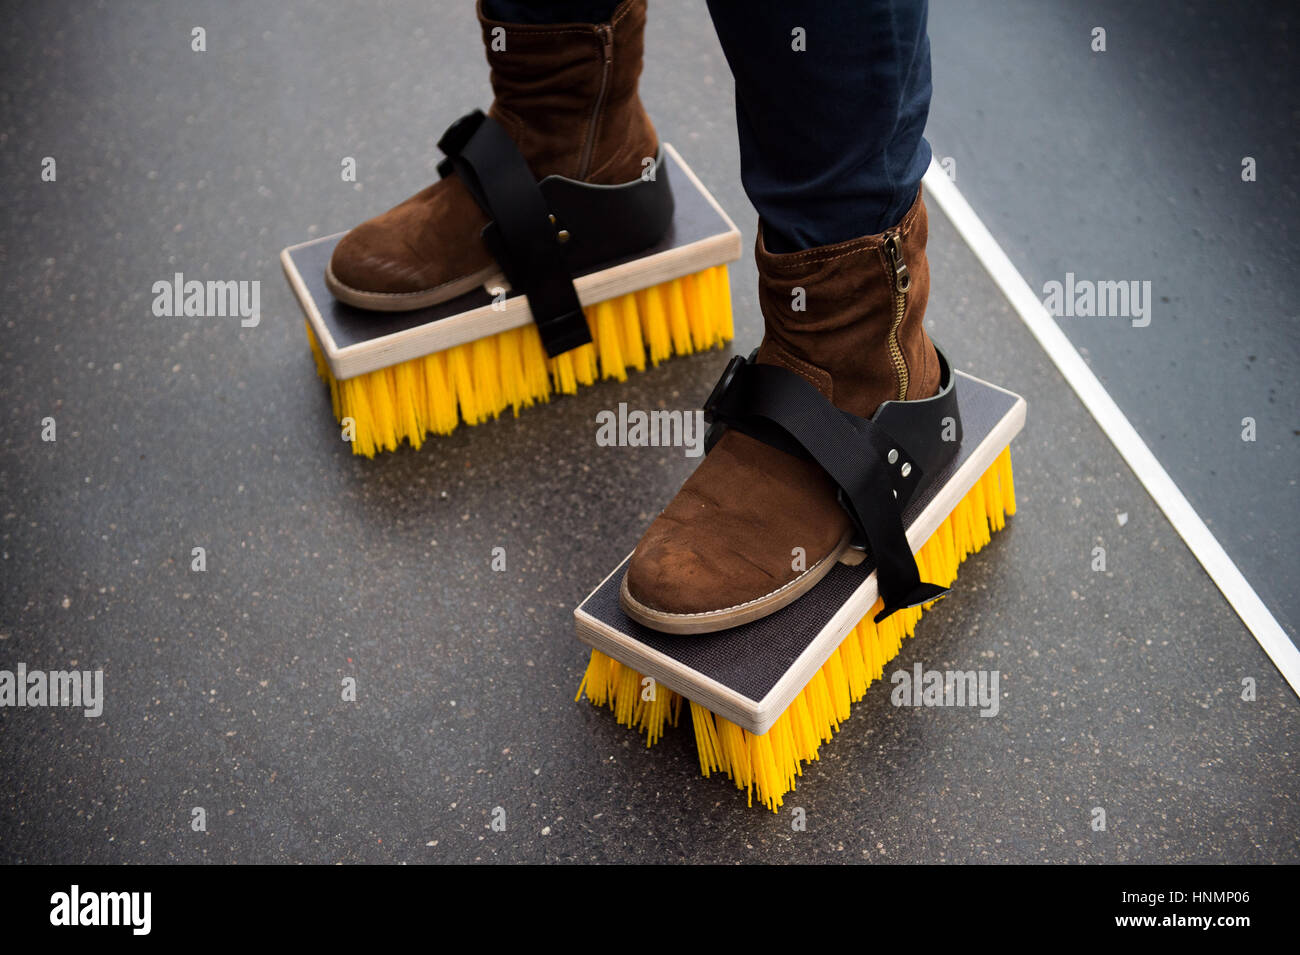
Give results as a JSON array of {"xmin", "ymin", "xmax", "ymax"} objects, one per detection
[
  {"xmin": 284, "ymin": 141, "xmax": 743, "ymax": 382},
  {"xmin": 574, "ymin": 375, "xmax": 1027, "ymax": 736},
  {"xmin": 573, "ymin": 569, "xmax": 765, "ymax": 731},
  {"xmin": 280, "ymin": 241, "xmax": 336, "ymax": 356}
]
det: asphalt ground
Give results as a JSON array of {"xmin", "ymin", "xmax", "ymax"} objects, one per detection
[
  {"xmin": 926, "ymin": 0, "xmax": 1299, "ymax": 644},
  {"xmin": 0, "ymin": 0, "xmax": 1295, "ymax": 863}
]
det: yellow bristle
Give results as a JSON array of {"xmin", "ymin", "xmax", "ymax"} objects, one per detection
[
  {"xmin": 339, "ymin": 376, "xmax": 372, "ymax": 457},
  {"xmin": 327, "ymin": 375, "xmax": 341, "ymax": 422},
  {"xmin": 680, "ymin": 272, "xmax": 714, "ymax": 352},
  {"xmin": 392, "ymin": 360, "xmax": 424, "ymax": 451},
  {"xmin": 717, "ymin": 719, "xmax": 751, "ymax": 791},
  {"xmin": 447, "ymin": 343, "xmax": 479, "ymax": 425},
  {"xmin": 664, "ymin": 276, "xmax": 694, "ymax": 355},
  {"xmin": 362, "ymin": 370, "xmax": 386, "ymax": 453},
  {"xmin": 306, "ymin": 267, "xmax": 734, "ymax": 454},
  {"xmin": 707, "ymin": 265, "xmax": 735, "ymax": 342},
  {"xmin": 637, "ymin": 680, "xmax": 675, "ymax": 746},
  {"xmin": 614, "ymin": 664, "xmax": 640, "ymax": 728},
  {"xmin": 409, "ymin": 356, "xmax": 430, "ymax": 433},
  {"xmin": 969, "ymin": 477, "xmax": 991, "ymax": 551},
  {"xmin": 841, "ymin": 630, "xmax": 869, "ymax": 702},
  {"xmin": 549, "ymin": 350, "xmax": 578, "ymax": 395},
  {"xmin": 592, "ymin": 300, "xmax": 627, "ymax": 382},
  {"xmin": 497, "ymin": 327, "xmax": 529, "ymax": 416},
  {"xmin": 470, "ymin": 337, "xmax": 502, "ymax": 421},
  {"xmin": 785, "ymin": 697, "xmax": 811, "ymax": 771},
  {"xmin": 615, "ymin": 293, "xmax": 646, "ymax": 374},
  {"xmin": 636, "ymin": 285, "xmax": 673, "ymax": 365},
  {"xmin": 374, "ymin": 367, "xmax": 401, "ymax": 453},
  {"xmin": 576, "ymin": 447, "xmax": 1018, "ymax": 810},
  {"xmin": 360, "ymin": 373, "xmax": 389, "ymax": 455},
  {"xmin": 306, "ymin": 322, "xmax": 343, "ymax": 422},
  {"xmin": 519, "ymin": 325, "xmax": 554, "ymax": 404},
  {"xmin": 997, "ymin": 446, "xmax": 1017, "ymax": 516},
  {"xmin": 690, "ymin": 700, "xmax": 724, "ymax": 777},
  {"xmin": 573, "ymin": 340, "xmax": 599, "ymax": 386},
  {"xmin": 423, "ymin": 352, "xmax": 459, "ymax": 436},
  {"xmin": 304, "ymin": 320, "xmax": 330, "ymax": 381},
  {"xmin": 574, "ymin": 650, "xmax": 609, "ymax": 707},
  {"xmin": 337, "ymin": 379, "xmax": 357, "ymax": 449}
]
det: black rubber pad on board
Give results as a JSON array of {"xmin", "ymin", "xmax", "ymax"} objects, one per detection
[
  {"xmin": 286, "ymin": 149, "xmax": 733, "ymax": 351},
  {"xmin": 578, "ymin": 374, "xmax": 1020, "ymax": 704}
]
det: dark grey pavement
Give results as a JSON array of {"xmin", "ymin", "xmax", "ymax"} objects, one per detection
[
  {"xmin": 926, "ymin": 0, "xmax": 1300, "ymax": 643},
  {"xmin": 1, "ymin": 1, "xmax": 1297, "ymax": 863}
]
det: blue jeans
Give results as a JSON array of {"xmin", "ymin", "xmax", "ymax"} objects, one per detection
[{"xmin": 484, "ymin": 0, "xmax": 932, "ymax": 250}]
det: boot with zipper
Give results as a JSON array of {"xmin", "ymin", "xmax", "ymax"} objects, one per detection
[
  {"xmin": 326, "ymin": 0, "xmax": 658, "ymax": 312},
  {"xmin": 621, "ymin": 187, "xmax": 944, "ymax": 633}
]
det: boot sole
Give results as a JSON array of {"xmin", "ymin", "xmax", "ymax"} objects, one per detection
[
  {"xmin": 618, "ymin": 530, "xmax": 858, "ymax": 636},
  {"xmin": 324, "ymin": 262, "xmax": 500, "ymax": 312}
]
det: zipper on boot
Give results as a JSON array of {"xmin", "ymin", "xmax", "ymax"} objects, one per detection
[
  {"xmin": 884, "ymin": 232, "xmax": 911, "ymax": 400},
  {"xmin": 577, "ymin": 23, "xmax": 614, "ymax": 180}
]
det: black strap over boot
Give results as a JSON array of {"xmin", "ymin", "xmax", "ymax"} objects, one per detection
[
  {"xmin": 437, "ymin": 109, "xmax": 674, "ymax": 357},
  {"xmin": 703, "ymin": 345, "xmax": 964, "ymax": 622}
]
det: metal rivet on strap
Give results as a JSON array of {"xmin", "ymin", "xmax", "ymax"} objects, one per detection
[
  {"xmin": 888, "ymin": 449, "xmax": 899, "ymax": 464},
  {"xmin": 547, "ymin": 214, "xmax": 571, "ymax": 243},
  {"xmin": 901, "ymin": 462, "xmax": 912, "ymax": 477}
]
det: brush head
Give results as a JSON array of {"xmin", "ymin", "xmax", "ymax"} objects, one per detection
[
  {"xmin": 285, "ymin": 145, "xmax": 742, "ymax": 455},
  {"xmin": 576, "ymin": 371, "xmax": 1024, "ymax": 735},
  {"xmin": 574, "ymin": 372, "xmax": 1025, "ymax": 811}
]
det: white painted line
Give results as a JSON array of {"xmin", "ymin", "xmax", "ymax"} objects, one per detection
[{"xmin": 922, "ymin": 158, "xmax": 1300, "ymax": 696}]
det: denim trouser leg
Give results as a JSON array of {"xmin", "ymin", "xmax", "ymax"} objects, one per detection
[
  {"xmin": 481, "ymin": 0, "xmax": 933, "ymax": 251},
  {"xmin": 704, "ymin": 0, "xmax": 932, "ymax": 250}
]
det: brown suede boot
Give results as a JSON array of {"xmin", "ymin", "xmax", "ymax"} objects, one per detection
[
  {"xmin": 326, "ymin": 0, "xmax": 658, "ymax": 311},
  {"xmin": 621, "ymin": 187, "xmax": 942, "ymax": 633}
]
